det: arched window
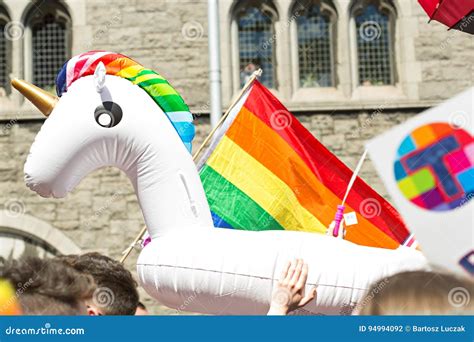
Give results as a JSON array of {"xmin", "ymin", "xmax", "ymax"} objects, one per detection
[
  {"xmin": 352, "ymin": 0, "xmax": 396, "ymax": 86},
  {"xmin": 234, "ymin": 0, "xmax": 278, "ymax": 88},
  {"xmin": 25, "ymin": 1, "xmax": 71, "ymax": 91},
  {"xmin": 0, "ymin": 7, "xmax": 11, "ymax": 96},
  {"xmin": 0, "ymin": 211, "xmax": 81, "ymax": 262},
  {"xmin": 294, "ymin": 0, "xmax": 337, "ymax": 88},
  {"xmin": 0, "ymin": 231, "xmax": 58, "ymax": 260}
]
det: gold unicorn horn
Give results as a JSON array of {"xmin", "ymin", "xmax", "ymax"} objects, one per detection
[{"xmin": 11, "ymin": 79, "xmax": 59, "ymax": 116}]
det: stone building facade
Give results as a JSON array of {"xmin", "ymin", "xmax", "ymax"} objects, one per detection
[{"xmin": 0, "ymin": 0, "xmax": 472, "ymax": 313}]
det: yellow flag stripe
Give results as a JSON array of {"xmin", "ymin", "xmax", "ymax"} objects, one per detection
[{"xmin": 207, "ymin": 136, "xmax": 327, "ymax": 233}]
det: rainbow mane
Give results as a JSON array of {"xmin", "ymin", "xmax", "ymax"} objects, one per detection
[{"xmin": 56, "ymin": 51, "xmax": 195, "ymax": 152}]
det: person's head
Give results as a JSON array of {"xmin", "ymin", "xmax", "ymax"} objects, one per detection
[
  {"xmin": 0, "ymin": 257, "xmax": 96, "ymax": 315},
  {"xmin": 244, "ymin": 63, "xmax": 257, "ymax": 73},
  {"xmin": 58, "ymin": 252, "xmax": 139, "ymax": 315},
  {"xmin": 357, "ymin": 270, "xmax": 474, "ymax": 315},
  {"xmin": 135, "ymin": 301, "xmax": 149, "ymax": 315}
]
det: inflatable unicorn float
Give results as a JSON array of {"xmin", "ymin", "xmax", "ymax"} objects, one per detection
[{"xmin": 13, "ymin": 51, "xmax": 428, "ymax": 315}]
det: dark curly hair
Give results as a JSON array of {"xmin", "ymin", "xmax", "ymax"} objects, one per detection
[
  {"xmin": 0, "ymin": 257, "xmax": 96, "ymax": 315},
  {"xmin": 58, "ymin": 252, "xmax": 139, "ymax": 315}
]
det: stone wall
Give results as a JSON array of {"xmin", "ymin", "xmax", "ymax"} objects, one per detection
[
  {"xmin": 83, "ymin": 0, "xmax": 210, "ymax": 110},
  {"xmin": 414, "ymin": 11, "xmax": 474, "ymax": 101}
]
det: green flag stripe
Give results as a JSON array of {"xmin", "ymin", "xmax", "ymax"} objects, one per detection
[{"xmin": 200, "ymin": 165, "xmax": 284, "ymax": 231}]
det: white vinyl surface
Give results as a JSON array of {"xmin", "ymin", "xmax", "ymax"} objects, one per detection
[{"xmin": 138, "ymin": 229, "xmax": 428, "ymax": 315}]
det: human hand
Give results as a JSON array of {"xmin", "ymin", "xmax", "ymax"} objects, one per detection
[
  {"xmin": 327, "ymin": 220, "xmax": 346, "ymax": 239},
  {"xmin": 267, "ymin": 259, "xmax": 316, "ymax": 315}
]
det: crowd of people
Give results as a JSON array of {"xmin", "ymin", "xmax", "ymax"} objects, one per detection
[{"xmin": 0, "ymin": 249, "xmax": 472, "ymax": 316}]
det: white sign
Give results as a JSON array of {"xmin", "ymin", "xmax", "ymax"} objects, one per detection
[
  {"xmin": 343, "ymin": 212, "xmax": 358, "ymax": 226},
  {"xmin": 366, "ymin": 87, "xmax": 473, "ymax": 277}
]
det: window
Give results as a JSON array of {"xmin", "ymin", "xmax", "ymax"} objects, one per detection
[
  {"xmin": 0, "ymin": 211, "xmax": 81, "ymax": 260},
  {"xmin": 294, "ymin": 0, "xmax": 336, "ymax": 88},
  {"xmin": 352, "ymin": 0, "xmax": 396, "ymax": 86},
  {"xmin": 0, "ymin": 7, "xmax": 10, "ymax": 95},
  {"xmin": 235, "ymin": 0, "xmax": 278, "ymax": 88},
  {"xmin": 26, "ymin": 1, "xmax": 71, "ymax": 91},
  {"xmin": 0, "ymin": 231, "xmax": 58, "ymax": 261}
]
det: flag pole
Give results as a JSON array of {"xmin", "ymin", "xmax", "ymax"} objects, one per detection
[
  {"xmin": 192, "ymin": 68, "xmax": 262, "ymax": 162},
  {"xmin": 119, "ymin": 226, "xmax": 147, "ymax": 264},
  {"xmin": 332, "ymin": 149, "xmax": 368, "ymax": 237},
  {"xmin": 119, "ymin": 69, "xmax": 262, "ymax": 264}
]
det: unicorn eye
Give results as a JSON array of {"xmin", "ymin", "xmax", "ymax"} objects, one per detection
[{"xmin": 94, "ymin": 101, "xmax": 123, "ymax": 128}]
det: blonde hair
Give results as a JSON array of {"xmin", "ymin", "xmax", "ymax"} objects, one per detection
[{"xmin": 357, "ymin": 270, "xmax": 474, "ymax": 315}]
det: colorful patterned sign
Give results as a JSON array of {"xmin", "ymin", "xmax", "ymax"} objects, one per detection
[
  {"xmin": 367, "ymin": 87, "xmax": 473, "ymax": 277},
  {"xmin": 394, "ymin": 122, "xmax": 474, "ymax": 211}
]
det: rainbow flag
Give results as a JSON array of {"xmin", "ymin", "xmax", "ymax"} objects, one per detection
[{"xmin": 198, "ymin": 80, "xmax": 411, "ymax": 249}]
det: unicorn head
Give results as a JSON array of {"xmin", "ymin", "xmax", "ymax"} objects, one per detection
[{"xmin": 14, "ymin": 51, "xmax": 213, "ymax": 237}]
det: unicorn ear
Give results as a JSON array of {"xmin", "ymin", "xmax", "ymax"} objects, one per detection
[{"xmin": 94, "ymin": 62, "xmax": 106, "ymax": 93}]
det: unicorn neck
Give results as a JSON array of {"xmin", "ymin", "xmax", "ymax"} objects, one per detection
[{"xmin": 129, "ymin": 141, "xmax": 214, "ymax": 238}]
